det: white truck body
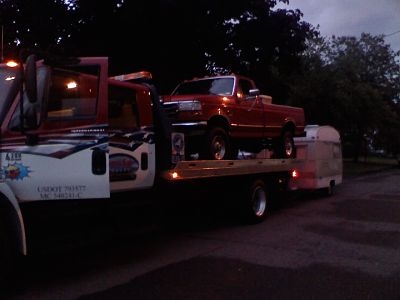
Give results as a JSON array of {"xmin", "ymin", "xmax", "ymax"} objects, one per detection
[{"xmin": 293, "ymin": 125, "xmax": 343, "ymax": 194}]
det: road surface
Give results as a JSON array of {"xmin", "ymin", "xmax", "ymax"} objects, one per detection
[{"xmin": 4, "ymin": 168, "xmax": 400, "ymax": 299}]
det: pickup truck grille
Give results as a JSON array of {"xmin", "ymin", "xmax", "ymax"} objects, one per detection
[{"xmin": 162, "ymin": 102, "xmax": 179, "ymax": 122}]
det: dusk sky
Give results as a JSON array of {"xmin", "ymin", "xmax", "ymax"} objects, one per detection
[{"xmin": 276, "ymin": 0, "xmax": 400, "ymax": 52}]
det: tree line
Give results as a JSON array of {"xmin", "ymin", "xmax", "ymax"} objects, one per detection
[{"xmin": 1, "ymin": 0, "xmax": 399, "ymax": 160}]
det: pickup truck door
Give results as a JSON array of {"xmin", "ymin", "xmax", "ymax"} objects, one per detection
[
  {"xmin": 233, "ymin": 79, "xmax": 265, "ymax": 138},
  {"xmin": 0, "ymin": 57, "xmax": 110, "ymax": 202}
]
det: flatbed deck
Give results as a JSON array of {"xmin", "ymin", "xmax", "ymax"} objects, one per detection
[{"xmin": 162, "ymin": 158, "xmax": 303, "ymax": 180}]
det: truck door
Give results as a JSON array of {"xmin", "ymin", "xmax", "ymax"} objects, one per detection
[
  {"xmin": 108, "ymin": 82, "xmax": 156, "ymax": 192},
  {"xmin": 0, "ymin": 57, "xmax": 110, "ymax": 202}
]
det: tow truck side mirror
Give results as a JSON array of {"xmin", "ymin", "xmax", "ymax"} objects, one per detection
[{"xmin": 24, "ymin": 54, "xmax": 38, "ymax": 104}]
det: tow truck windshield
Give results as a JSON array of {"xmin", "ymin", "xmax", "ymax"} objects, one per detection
[{"xmin": 0, "ymin": 64, "xmax": 20, "ymax": 122}]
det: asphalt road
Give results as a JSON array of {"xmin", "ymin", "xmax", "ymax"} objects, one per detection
[{"xmin": 4, "ymin": 168, "xmax": 400, "ymax": 300}]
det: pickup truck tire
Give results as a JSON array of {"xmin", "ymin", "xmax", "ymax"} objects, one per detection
[
  {"xmin": 202, "ymin": 127, "xmax": 234, "ymax": 160},
  {"xmin": 274, "ymin": 130, "xmax": 296, "ymax": 159}
]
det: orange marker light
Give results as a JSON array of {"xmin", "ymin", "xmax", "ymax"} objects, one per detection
[{"xmin": 6, "ymin": 60, "xmax": 18, "ymax": 67}]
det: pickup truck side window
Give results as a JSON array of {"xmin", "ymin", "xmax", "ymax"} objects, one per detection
[
  {"xmin": 237, "ymin": 79, "xmax": 254, "ymax": 98},
  {"xmin": 108, "ymin": 85, "xmax": 139, "ymax": 130}
]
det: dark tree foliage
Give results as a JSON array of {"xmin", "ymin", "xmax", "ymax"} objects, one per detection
[
  {"xmin": 0, "ymin": 0, "xmax": 316, "ymax": 96},
  {"xmin": 207, "ymin": 3, "xmax": 317, "ymax": 102},
  {"xmin": 289, "ymin": 33, "xmax": 400, "ymax": 160},
  {"xmin": 0, "ymin": 0, "xmax": 80, "ymax": 59}
]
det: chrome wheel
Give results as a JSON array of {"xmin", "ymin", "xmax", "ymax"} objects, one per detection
[
  {"xmin": 202, "ymin": 126, "xmax": 232, "ymax": 160},
  {"xmin": 252, "ymin": 185, "xmax": 267, "ymax": 217},
  {"xmin": 211, "ymin": 135, "xmax": 226, "ymax": 160}
]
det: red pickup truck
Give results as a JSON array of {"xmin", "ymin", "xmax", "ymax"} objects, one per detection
[{"xmin": 161, "ymin": 74, "xmax": 305, "ymax": 160}]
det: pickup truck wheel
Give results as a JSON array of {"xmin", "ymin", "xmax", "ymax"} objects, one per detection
[
  {"xmin": 202, "ymin": 127, "xmax": 232, "ymax": 160},
  {"xmin": 274, "ymin": 130, "xmax": 296, "ymax": 159}
]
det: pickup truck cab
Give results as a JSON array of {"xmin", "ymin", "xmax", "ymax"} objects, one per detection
[{"xmin": 161, "ymin": 74, "xmax": 306, "ymax": 160}]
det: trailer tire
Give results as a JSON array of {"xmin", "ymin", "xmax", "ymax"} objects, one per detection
[
  {"xmin": 240, "ymin": 179, "xmax": 269, "ymax": 224},
  {"xmin": 322, "ymin": 181, "xmax": 335, "ymax": 197}
]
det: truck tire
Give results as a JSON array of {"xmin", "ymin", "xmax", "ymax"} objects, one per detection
[
  {"xmin": 240, "ymin": 179, "xmax": 269, "ymax": 224},
  {"xmin": 273, "ymin": 130, "xmax": 296, "ymax": 159},
  {"xmin": 202, "ymin": 126, "xmax": 233, "ymax": 160},
  {"xmin": 0, "ymin": 220, "xmax": 13, "ymax": 291}
]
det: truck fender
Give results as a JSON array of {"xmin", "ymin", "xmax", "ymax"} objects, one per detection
[{"xmin": 0, "ymin": 183, "xmax": 27, "ymax": 256}]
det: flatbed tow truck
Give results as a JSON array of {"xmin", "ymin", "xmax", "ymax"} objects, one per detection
[{"xmin": 0, "ymin": 54, "xmax": 303, "ymax": 289}]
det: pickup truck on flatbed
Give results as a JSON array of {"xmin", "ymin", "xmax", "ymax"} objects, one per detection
[{"xmin": 161, "ymin": 74, "xmax": 306, "ymax": 160}]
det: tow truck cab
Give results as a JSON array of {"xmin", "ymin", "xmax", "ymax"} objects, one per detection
[{"xmin": 0, "ymin": 55, "xmax": 170, "ymax": 203}]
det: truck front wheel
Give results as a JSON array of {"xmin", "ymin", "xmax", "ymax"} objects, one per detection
[{"xmin": 0, "ymin": 220, "xmax": 13, "ymax": 290}]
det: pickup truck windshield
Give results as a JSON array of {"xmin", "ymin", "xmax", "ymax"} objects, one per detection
[{"xmin": 172, "ymin": 77, "xmax": 234, "ymax": 96}]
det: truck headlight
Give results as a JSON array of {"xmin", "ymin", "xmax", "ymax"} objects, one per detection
[{"xmin": 177, "ymin": 100, "xmax": 202, "ymax": 111}]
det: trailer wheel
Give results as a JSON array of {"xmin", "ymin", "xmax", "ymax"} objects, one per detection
[
  {"xmin": 240, "ymin": 179, "xmax": 269, "ymax": 224},
  {"xmin": 322, "ymin": 181, "xmax": 335, "ymax": 197}
]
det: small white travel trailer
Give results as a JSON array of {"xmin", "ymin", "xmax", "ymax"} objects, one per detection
[{"xmin": 293, "ymin": 125, "xmax": 343, "ymax": 196}]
